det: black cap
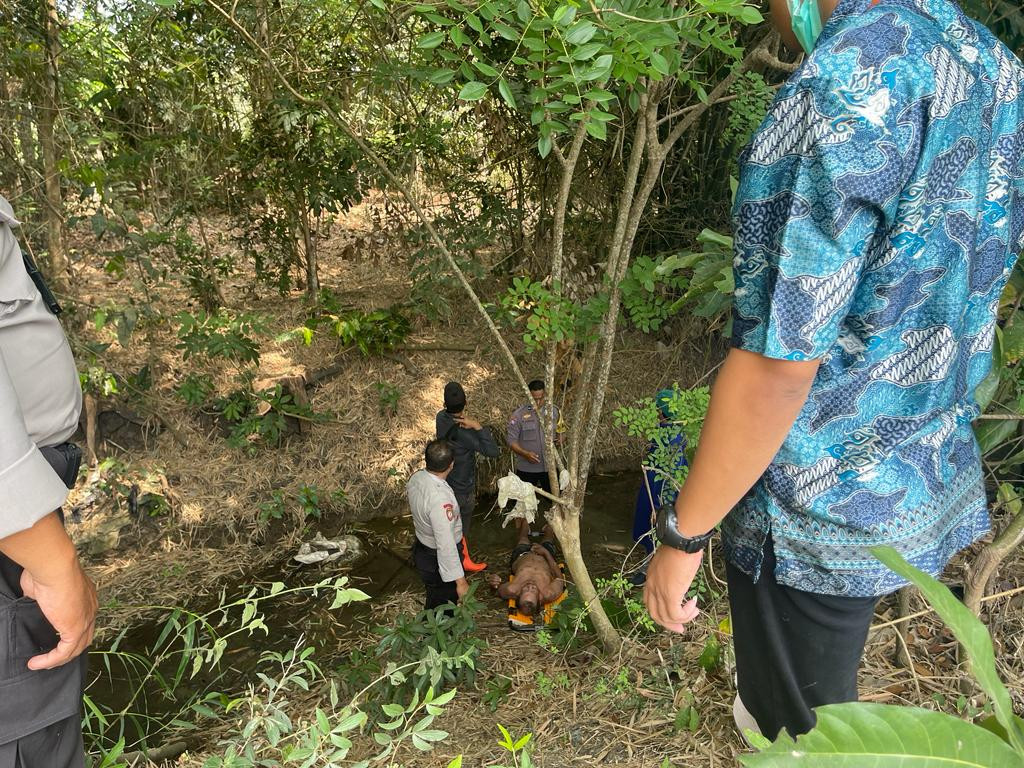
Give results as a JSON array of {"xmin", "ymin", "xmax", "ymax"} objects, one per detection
[{"xmin": 443, "ymin": 381, "xmax": 466, "ymax": 413}]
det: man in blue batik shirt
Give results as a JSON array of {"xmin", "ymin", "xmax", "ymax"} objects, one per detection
[{"xmin": 644, "ymin": 0, "xmax": 1024, "ymax": 741}]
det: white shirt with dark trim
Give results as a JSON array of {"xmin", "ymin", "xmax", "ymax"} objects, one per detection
[
  {"xmin": 407, "ymin": 469, "xmax": 463, "ymax": 582},
  {"xmin": 0, "ymin": 196, "xmax": 82, "ymax": 539}
]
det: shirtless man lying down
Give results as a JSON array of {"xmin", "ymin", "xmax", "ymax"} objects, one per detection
[{"xmin": 487, "ymin": 542, "xmax": 564, "ymax": 616}]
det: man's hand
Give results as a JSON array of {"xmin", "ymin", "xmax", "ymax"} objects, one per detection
[
  {"xmin": 455, "ymin": 415, "xmax": 482, "ymax": 431},
  {"xmin": 643, "ymin": 547, "xmax": 702, "ymax": 634},
  {"xmin": 20, "ymin": 559, "xmax": 97, "ymax": 670},
  {"xmin": 455, "ymin": 577, "xmax": 470, "ymax": 601},
  {"xmin": 486, "ymin": 573, "xmax": 503, "ymax": 589},
  {"xmin": 524, "ymin": 450, "xmax": 540, "ymax": 464}
]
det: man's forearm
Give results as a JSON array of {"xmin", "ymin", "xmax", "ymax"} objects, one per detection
[
  {"xmin": 674, "ymin": 348, "xmax": 819, "ymax": 537},
  {"xmin": 0, "ymin": 511, "xmax": 79, "ymax": 583}
]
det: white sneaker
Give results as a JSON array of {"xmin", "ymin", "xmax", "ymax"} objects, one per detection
[{"xmin": 733, "ymin": 694, "xmax": 762, "ymax": 748}]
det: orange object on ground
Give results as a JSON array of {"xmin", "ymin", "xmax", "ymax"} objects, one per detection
[{"xmin": 461, "ymin": 537, "xmax": 487, "ymax": 572}]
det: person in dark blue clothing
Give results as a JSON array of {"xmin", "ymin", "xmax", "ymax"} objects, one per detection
[{"xmin": 630, "ymin": 389, "xmax": 688, "ymax": 585}]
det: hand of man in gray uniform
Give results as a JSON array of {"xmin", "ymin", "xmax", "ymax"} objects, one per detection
[{"xmin": 2, "ymin": 516, "xmax": 97, "ymax": 669}]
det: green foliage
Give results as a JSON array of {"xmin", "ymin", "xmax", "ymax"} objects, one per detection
[
  {"xmin": 408, "ymin": 0, "xmax": 763, "ymax": 156},
  {"xmin": 673, "ymin": 689, "xmax": 701, "ymax": 733},
  {"xmin": 494, "ymin": 725, "xmax": 534, "ymax": 768},
  {"xmin": 218, "ymin": 385, "xmax": 322, "ymax": 454},
  {"xmin": 743, "ymin": 703, "xmax": 1024, "ymax": 767},
  {"xmin": 258, "ymin": 490, "xmax": 288, "ymax": 525},
  {"xmin": 614, "ymin": 383, "xmax": 711, "ymax": 493},
  {"xmin": 656, "ymin": 228, "xmax": 736, "ymax": 332},
  {"xmin": 80, "ymin": 365, "xmax": 120, "ymax": 398},
  {"xmin": 595, "ymin": 573, "xmax": 657, "ymax": 635},
  {"xmin": 374, "ymin": 381, "xmax": 402, "ymax": 416},
  {"xmin": 722, "ymin": 69, "xmax": 775, "ymax": 149},
  {"xmin": 175, "ymin": 311, "xmax": 264, "ymax": 366},
  {"xmin": 482, "ymin": 675, "xmax": 513, "ymax": 711},
  {"xmin": 296, "ymin": 484, "xmax": 322, "ymax": 521},
  {"xmin": 349, "ymin": 590, "xmax": 485, "ymax": 705},
  {"xmin": 533, "ymin": 670, "xmax": 569, "ymax": 698},
  {"xmin": 176, "ymin": 373, "xmax": 214, "ymax": 406},
  {"xmin": 91, "ymin": 458, "xmax": 171, "ymax": 518},
  {"xmin": 500, "ymin": 275, "xmax": 605, "ymax": 350},
  {"xmin": 619, "ymin": 255, "xmax": 690, "ymax": 333},
  {"xmin": 320, "ymin": 306, "xmax": 411, "ymax": 356},
  {"xmin": 743, "ymin": 547, "xmax": 1024, "ymax": 766}
]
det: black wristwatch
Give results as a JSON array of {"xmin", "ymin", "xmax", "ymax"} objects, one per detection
[{"xmin": 655, "ymin": 504, "xmax": 714, "ymax": 554}]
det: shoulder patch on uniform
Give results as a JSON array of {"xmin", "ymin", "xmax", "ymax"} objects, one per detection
[{"xmin": 443, "ymin": 503, "xmax": 454, "ymax": 521}]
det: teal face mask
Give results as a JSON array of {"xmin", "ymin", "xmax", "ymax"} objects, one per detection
[{"xmin": 787, "ymin": 0, "xmax": 824, "ymax": 53}]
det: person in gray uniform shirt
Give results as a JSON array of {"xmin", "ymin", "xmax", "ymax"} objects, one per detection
[
  {"xmin": 408, "ymin": 439, "xmax": 469, "ymax": 610},
  {"xmin": 435, "ymin": 381, "xmax": 498, "ymax": 572},
  {"xmin": 506, "ymin": 379, "xmax": 560, "ymax": 542},
  {"xmin": 0, "ymin": 195, "xmax": 97, "ymax": 768}
]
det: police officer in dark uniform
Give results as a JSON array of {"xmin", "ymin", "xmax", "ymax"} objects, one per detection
[{"xmin": 0, "ymin": 195, "xmax": 97, "ymax": 768}]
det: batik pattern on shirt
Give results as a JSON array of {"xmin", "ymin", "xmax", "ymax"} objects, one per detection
[{"xmin": 724, "ymin": 0, "xmax": 1024, "ymax": 596}]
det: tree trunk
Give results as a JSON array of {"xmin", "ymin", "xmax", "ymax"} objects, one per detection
[
  {"xmin": 965, "ymin": 508, "xmax": 1024, "ymax": 615},
  {"xmin": 298, "ymin": 205, "xmax": 319, "ymax": 299},
  {"xmin": 549, "ymin": 502, "xmax": 622, "ymax": 654},
  {"xmin": 38, "ymin": 0, "xmax": 67, "ymax": 287},
  {"xmin": 194, "ymin": 206, "xmax": 227, "ymax": 310}
]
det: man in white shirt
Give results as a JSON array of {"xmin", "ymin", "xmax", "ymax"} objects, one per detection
[
  {"xmin": 408, "ymin": 440, "xmax": 469, "ymax": 609},
  {"xmin": 0, "ymin": 195, "xmax": 97, "ymax": 768}
]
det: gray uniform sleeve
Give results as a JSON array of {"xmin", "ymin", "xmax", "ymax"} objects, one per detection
[
  {"xmin": 429, "ymin": 488, "xmax": 464, "ymax": 582},
  {"xmin": 0, "ymin": 347, "xmax": 69, "ymax": 539},
  {"xmin": 506, "ymin": 409, "xmax": 522, "ymax": 446}
]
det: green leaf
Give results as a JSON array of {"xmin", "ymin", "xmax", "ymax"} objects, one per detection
[
  {"xmin": 975, "ymin": 417, "xmax": 1018, "ymax": 454},
  {"xmin": 583, "ymin": 88, "xmax": 615, "ymax": 104},
  {"xmin": 458, "ymin": 81, "xmax": 488, "ymax": 101},
  {"xmin": 426, "ymin": 69, "xmax": 455, "ymax": 86},
  {"xmin": 1001, "ymin": 320, "xmax": 1024, "ymax": 363},
  {"xmin": 872, "ymin": 546, "xmax": 1024, "ymax": 753},
  {"xmin": 585, "ymin": 119, "xmax": 607, "ymax": 140},
  {"xmin": 736, "ymin": 5, "xmax": 764, "ymax": 24},
  {"xmin": 741, "ymin": 702, "xmax": 1024, "ymax": 767},
  {"xmin": 974, "ymin": 368, "xmax": 1001, "ymax": 411},
  {"xmin": 553, "ymin": 4, "xmax": 577, "ymax": 25},
  {"xmin": 572, "ymin": 41, "xmax": 603, "ymax": 60},
  {"xmin": 417, "ymin": 31, "xmax": 446, "ymax": 49},
  {"xmin": 474, "ymin": 60, "xmax": 499, "ymax": 77},
  {"xmin": 497, "ymin": 78, "xmax": 518, "ymax": 109},
  {"xmin": 978, "ymin": 714, "xmax": 1024, "ymax": 745},
  {"xmin": 447, "ymin": 758, "xmax": 464, "ymax": 768},
  {"xmin": 564, "ymin": 21, "xmax": 597, "ymax": 45},
  {"xmin": 537, "ymin": 134, "xmax": 552, "ymax": 158},
  {"xmin": 649, "ymin": 51, "xmax": 670, "ymax": 75}
]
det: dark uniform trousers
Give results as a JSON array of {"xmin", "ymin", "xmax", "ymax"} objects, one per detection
[
  {"xmin": 412, "ymin": 538, "xmax": 466, "ymax": 610},
  {"xmin": 0, "ymin": 443, "xmax": 86, "ymax": 768}
]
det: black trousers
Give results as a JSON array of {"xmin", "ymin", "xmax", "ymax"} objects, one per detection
[
  {"xmin": 727, "ymin": 535, "xmax": 879, "ymax": 740},
  {"xmin": 0, "ymin": 714, "xmax": 84, "ymax": 768},
  {"xmin": 454, "ymin": 492, "xmax": 475, "ymax": 534},
  {"xmin": 412, "ymin": 539, "xmax": 465, "ymax": 610},
  {"xmin": 0, "ymin": 442, "xmax": 85, "ymax": 768}
]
